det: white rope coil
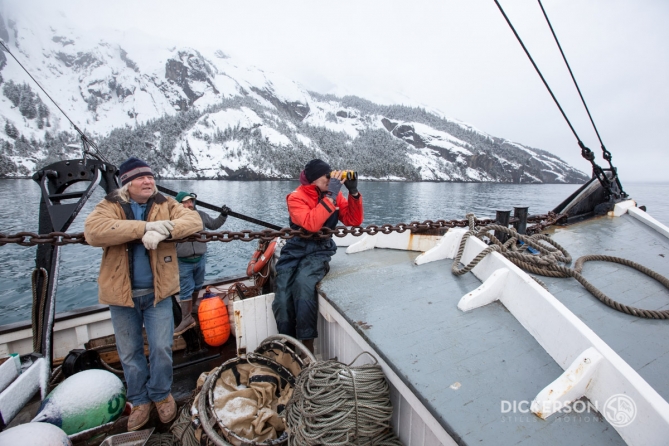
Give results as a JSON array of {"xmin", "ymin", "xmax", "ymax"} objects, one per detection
[{"xmin": 285, "ymin": 353, "xmax": 402, "ymax": 446}]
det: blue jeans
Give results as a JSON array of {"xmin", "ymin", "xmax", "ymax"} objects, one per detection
[
  {"xmin": 272, "ymin": 238, "xmax": 336, "ymax": 340},
  {"xmin": 178, "ymin": 255, "xmax": 206, "ymax": 302},
  {"xmin": 109, "ymin": 293, "xmax": 174, "ymax": 406}
]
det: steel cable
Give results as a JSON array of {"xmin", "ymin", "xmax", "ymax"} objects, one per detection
[
  {"xmin": 453, "ymin": 214, "xmax": 669, "ymax": 319},
  {"xmin": 31, "ymin": 267, "xmax": 48, "ymax": 352},
  {"xmin": 285, "ymin": 353, "xmax": 401, "ymax": 446}
]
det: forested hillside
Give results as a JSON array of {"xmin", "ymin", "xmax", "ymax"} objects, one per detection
[{"xmin": 0, "ymin": 7, "xmax": 589, "ymax": 183}]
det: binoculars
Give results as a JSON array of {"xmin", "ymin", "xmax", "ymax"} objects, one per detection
[{"xmin": 331, "ymin": 170, "xmax": 357, "ymax": 180}]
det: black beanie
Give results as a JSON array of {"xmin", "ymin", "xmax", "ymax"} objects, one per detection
[
  {"xmin": 304, "ymin": 159, "xmax": 331, "ymax": 183},
  {"xmin": 119, "ymin": 157, "xmax": 154, "ymax": 186}
]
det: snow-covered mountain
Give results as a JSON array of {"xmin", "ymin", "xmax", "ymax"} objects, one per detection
[{"xmin": 0, "ymin": 6, "xmax": 588, "ymax": 183}]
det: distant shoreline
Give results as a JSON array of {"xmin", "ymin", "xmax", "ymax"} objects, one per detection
[{"xmin": 0, "ymin": 176, "xmax": 590, "ymax": 185}]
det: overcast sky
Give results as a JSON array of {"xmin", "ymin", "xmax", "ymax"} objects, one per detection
[{"xmin": 16, "ymin": 0, "xmax": 669, "ymax": 182}]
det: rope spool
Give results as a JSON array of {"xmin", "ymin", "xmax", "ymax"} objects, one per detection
[
  {"xmin": 198, "ymin": 287, "xmax": 230, "ymax": 347},
  {"xmin": 285, "ymin": 352, "xmax": 401, "ymax": 446}
]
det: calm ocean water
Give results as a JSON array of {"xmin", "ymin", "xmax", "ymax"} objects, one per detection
[{"xmin": 1, "ymin": 179, "xmax": 667, "ymax": 325}]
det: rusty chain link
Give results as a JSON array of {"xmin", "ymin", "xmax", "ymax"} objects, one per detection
[
  {"xmin": 0, "ymin": 214, "xmax": 562, "ymax": 247},
  {"xmin": 0, "ymin": 231, "xmax": 89, "ymax": 247},
  {"xmin": 526, "ymin": 211, "xmax": 567, "ymax": 235}
]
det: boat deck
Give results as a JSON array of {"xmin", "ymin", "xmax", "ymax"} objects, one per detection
[
  {"xmin": 543, "ymin": 214, "xmax": 669, "ymax": 402},
  {"xmin": 318, "ymin": 212, "xmax": 669, "ymax": 445}
]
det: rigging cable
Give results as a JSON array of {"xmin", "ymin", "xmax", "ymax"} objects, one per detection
[
  {"xmin": 492, "ymin": 1, "xmax": 619, "ymax": 197},
  {"xmin": 536, "ymin": 0, "xmax": 626, "ymax": 197},
  {"xmin": 31, "ymin": 267, "xmax": 48, "ymax": 352},
  {"xmin": 0, "ymin": 40, "xmax": 110, "ymax": 164}
]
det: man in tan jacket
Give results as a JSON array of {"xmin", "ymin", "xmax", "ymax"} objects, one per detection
[{"xmin": 84, "ymin": 157, "xmax": 202, "ymax": 431}]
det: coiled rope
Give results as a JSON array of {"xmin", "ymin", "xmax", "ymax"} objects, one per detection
[
  {"xmin": 139, "ymin": 394, "xmax": 199, "ymax": 446},
  {"xmin": 453, "ymin": 214, "xmax": 669, "ymax": 319},
  {"xmin": 145, "ymin": 433, "xmax": 175, "ymax": 446},
  {"xmin": 169, "ymin": 399, "xmax": 200, "ymax": 446},
  {"xmin": 285, "ymin": 352, "xmax": 401, "ymax": 446}
]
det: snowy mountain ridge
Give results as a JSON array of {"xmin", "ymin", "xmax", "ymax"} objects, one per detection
[{"xmin": 0, "ymin": 5, "xmax": 588, "ymax": 183}]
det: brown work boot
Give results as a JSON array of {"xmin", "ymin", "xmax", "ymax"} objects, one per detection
[
  {"xmin": 127, "ymin": 402, "xmax": 152, "ymax": 431},
  {"xmin": 174, "ymin": 298, "xmax": 196, "ymax": 336},
  {"xmin": 156, "ymin": 394, "xmax": 177, "ymax": 424}
]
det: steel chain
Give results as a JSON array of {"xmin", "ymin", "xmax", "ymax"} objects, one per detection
[{"xmin": 0, "ymin": 214, "xmax": 561, "ymax": 247}]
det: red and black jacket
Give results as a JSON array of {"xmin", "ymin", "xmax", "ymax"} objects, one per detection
[{"xmin": 287, "ymin": 185, "xmax": 363, "ymax": 232}]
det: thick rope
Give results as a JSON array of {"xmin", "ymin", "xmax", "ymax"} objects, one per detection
[
  {"xmin": 146, "ymin": 433, "xmax": 175, "ymax": 446},
  {"xmin": 48, "ymin": 365, "xmax": 63, "ymax": 392},
  {"xmin": 170, "ymin": 398, "xmax": 199, "ymax": 446},
  {"xmin": 285, "ymin": 353, "xmax": 401, "ymax": 446},
  {"xmin": 453, "ymin": 214, "xmax": 669, "ymax": 319}
]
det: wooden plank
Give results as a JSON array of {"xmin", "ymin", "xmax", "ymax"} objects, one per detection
[
  {"xmin": 424, "ymin": 424, "xmax": 440, "ymax": 446},
  {"xmin": 54, "ymin": 333, "xmax": 187, "ymax": 367},
  {"xmin": 398, "ymin": 389, "xmax": 413, "ymax": 445},
  {"xmin": 410, "ymin": 411, "xmax": 426, "ymax": 446},
  {"xmin": 0, "ymin": 358, "xmax": 44, "ymax": 424},
  {"xmin": 246, "ymin": 298, "xmax": 258, "ymax": 350},
  {"xmin": 233, "ymin": 294, "xmax": 278, "ymax": 353},
  {"xmin": 264, "ymin": 294, "xmax": 278, "ymax": 344},
  {"xmin": 252, "ymin": 295, "xmax": 266, "ymax": 350},
  {"xmin": 390, "ymin": 385, "xmax": 401, "ymax": 438}
]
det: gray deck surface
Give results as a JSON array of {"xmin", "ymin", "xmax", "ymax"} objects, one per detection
[
  {"xmin": 542, "ymin": 214, "xmax": 669, "ymax": 403},
  {"xmin": 320, "ymin": 240, "xmax": 628, "ymax": 444}
]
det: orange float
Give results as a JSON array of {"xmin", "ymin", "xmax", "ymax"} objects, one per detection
[
  {"xmin": 198, "ymin": 287, "xmax": 230, "ymax": 347},
  {"xmin": 246, "ymin": 238, "xmax": 278, "ymax": 276}
]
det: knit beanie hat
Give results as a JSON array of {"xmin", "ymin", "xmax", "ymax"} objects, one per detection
[
  {"xmin": 119, "ymin": 157, "xmax": 154, "ymax": 186},
  {"xmin": 303, "ymin": 159, "xmax": 331, "ymax": 183},
  {"xmin": 175, "ymin": 191, "xmax": 196, "ymax": 203}
]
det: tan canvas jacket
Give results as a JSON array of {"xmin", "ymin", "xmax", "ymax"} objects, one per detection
[{"xmin": 84, "ymin": 192, "xmax": 203, "ymax": 307}]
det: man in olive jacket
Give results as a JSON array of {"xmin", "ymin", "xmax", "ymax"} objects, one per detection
[
  {"xmin": 173, "ymin": 191, "xmax": 229, "ymax": 335},
  {"xmin": 84, "ymin": 157, "xmax": 202, "ymax": 431}
]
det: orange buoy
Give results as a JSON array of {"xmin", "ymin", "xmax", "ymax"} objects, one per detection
[{"xmin": 198, "ymin": 287, "xmax": 230, "ymax": 347}]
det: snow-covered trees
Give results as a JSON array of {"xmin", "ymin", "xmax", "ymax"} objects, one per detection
[
  {"xmin": 2, "ymin": 80, "xmax": 49, "ymax": 125},
  {"xmin": 4, "ymin": 121, "xmax": 18, "ymax": 139},
  {"xmin": 0, "ymin": 86, "xmax": 588, "ymax": 183}
]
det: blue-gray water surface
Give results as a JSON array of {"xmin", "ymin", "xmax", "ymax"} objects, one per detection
[{"xmin": 1, "ymin": 179, "xmax": 667, "ymax": 326}]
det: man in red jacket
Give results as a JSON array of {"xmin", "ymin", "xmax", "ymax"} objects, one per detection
[{"xmin": 272, "ymin": 159, "xmax": 364, "ymax": 352}]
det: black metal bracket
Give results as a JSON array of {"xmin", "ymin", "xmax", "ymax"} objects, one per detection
[
  {"xmin": 30, "ymin": 159, "xmax": 119, "ymax": 371},
  {"xmin": 32, "ymin": 159, "xmax": 119, "ymax": 232}
]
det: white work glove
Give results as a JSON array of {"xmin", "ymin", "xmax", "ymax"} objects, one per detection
[
  {"xmin": 145, "ymin": 220, "xmax": 174, "ymax": 236},
  {"xmin": 142, "ymin": 230, "xmax": 168, "ymax": 250}
]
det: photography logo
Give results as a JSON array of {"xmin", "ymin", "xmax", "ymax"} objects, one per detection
[
  {"xmin": 500, "ymin": 394, "xmax": 637, "ymax": 427},
  {"xmin": 603, "ymin": 394, "xmax": 637, "ymax": 427}
]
